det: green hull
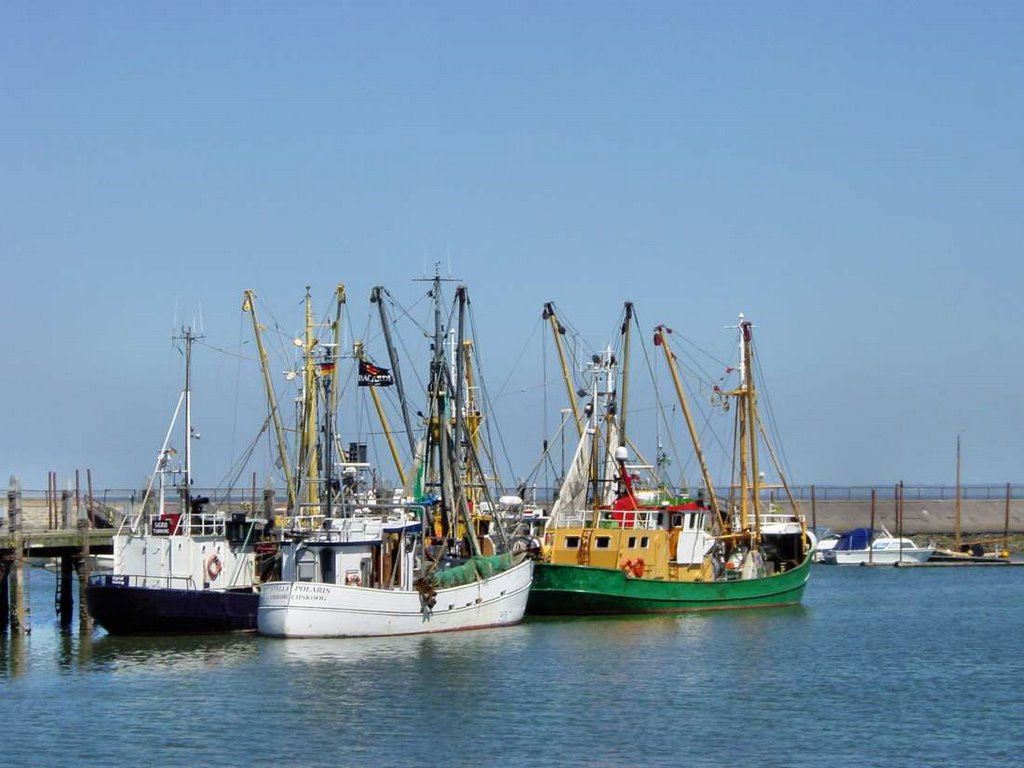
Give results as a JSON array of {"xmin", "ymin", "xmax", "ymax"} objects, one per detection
[{"xmin": 526, "ymin": 554, "xmax": 812, "ymax": 615}]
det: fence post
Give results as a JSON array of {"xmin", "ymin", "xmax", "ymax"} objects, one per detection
[{"xmin": 810, "ymin": 485, "xmax": 817, "ymax": 530}]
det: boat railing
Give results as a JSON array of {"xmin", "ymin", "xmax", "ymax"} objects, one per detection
[
  {"xmin": 749, "ymin": 510, "xmax": 805, "ymax": 529},
  {"xmin": 89, "ymin": 573, "xmax": 200, "ymax": 590},
  {"xmin": 555, "ymin": 508, "xmax": 666, "ymax": 530},
  {"xmin": 283, "ymin": 503, "xmax": 424, "ymax": 539}
]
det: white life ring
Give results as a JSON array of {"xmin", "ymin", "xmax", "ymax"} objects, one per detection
[{"xmin": 205, "ymin": 553, "xmax": 223, "ymax": 581}]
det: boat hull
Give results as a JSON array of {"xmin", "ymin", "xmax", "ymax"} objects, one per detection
[
  {"xmin": 258, "ymin": 559, "xmax": 533, "ymax": 638},
  {"xmin": 86, "ymin": 575, "xmax": 258, "ymax": 634},
  {"xmin": 526, "ymin": 555, "xmax": 811, "ymax": 615},
  {"xmin": 821, "ymin": 549, "xmax": 933, "ymax": 565}
]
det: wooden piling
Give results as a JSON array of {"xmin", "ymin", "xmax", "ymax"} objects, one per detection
[
  {"xmin": 8, "ymin": 476, "xmax": 28, "ymax": 635},
  {"xmin": 0, "ymin": 553, "xmax": 9, "ymax": 633},
  {"xmin": 59, "ymin": 554, "xmax": 74, "ymax": 628},
  {"xmin": 78, "ymin": 473, "xmax": 93, "ymax": 634},
  {"xmin": 62, "ymin": 487, "xmax": 73, "ymax": 529}
]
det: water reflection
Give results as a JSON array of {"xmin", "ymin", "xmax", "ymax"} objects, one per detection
[
  {"xmin": 0, "ymin": 633, "xmax": 28, "ymax": 679},
  {"xmin": 82, "ymin": 632, "xmax": 260, "ymax": 674}
]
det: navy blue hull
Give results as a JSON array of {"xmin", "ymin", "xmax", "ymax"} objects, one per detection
[{"xmin": 86, "ymin": 575, "xmax": 258, "ymax": 634}]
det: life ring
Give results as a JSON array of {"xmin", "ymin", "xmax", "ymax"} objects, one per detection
[
  {"xmin": 205, "ymin": 553, "xmax": 222, "ymax": 581},
  {"xmin": 620, "ymin": 558, "xmax": 635, "ymax": 577},
  {"xmin": 632, "ymin": 558, "xmax": 646, "ymax": 578}
]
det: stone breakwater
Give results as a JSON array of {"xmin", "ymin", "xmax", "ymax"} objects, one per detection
[
  {"xmin": 804, "ymin": 498, "xmax": 1023, "ymax": 535},
  {"xmin": 6, "ymin": 492, "xmax": 1024, "ymax": 536}
]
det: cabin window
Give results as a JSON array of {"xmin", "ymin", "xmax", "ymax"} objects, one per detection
[
  {"xmin": 596, "ymin": 536, "xmax": 611, "ymax": 549},
  {"xmin": 672, "ymin": 514, "xmax": 682, "ymax": 528},
  {"xmin": 628, "ymin": 536, "xmax": 637, "ymax": 548},
  {"xmin": 656, "ymin": 513, "xmax": 663, "ymax": 526},
  {"xmin": 640, "ymin": 536, "xmax": 650, "ymax": 549},
  {"xmin": 565, "ymin": 536, "xmax": 580, "ymax": 549},
  {"xmin": 297, "ymin": 551, "xmax": 317, "ymax": 582}
]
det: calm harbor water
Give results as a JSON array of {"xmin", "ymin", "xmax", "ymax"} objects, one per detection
[{"xmin": 3, "ymin": 565, "xmax": 1023, "ymax": 767}]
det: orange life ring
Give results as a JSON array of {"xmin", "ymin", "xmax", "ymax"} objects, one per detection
[
  {"xmin": 632, "ymin": 558, "xmax": 646, "ymax": 578},
  {"xmin": 205, "ymin": 553, "xmax": 222, "ymax": 581}
]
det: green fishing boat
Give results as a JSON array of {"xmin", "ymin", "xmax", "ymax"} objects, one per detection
[{"xmin": 526, "ymin": 312, "xmax": 814, "ymax": 616}]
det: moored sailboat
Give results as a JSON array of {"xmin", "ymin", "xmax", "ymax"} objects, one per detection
[{"xmin": 527, "ymin": 313, "xmax": 813, "ymax": 615}]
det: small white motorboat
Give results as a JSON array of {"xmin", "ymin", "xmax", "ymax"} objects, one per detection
[{"xmin": 820, "ymin": 527, "xmax": 934, "ymax": 565}]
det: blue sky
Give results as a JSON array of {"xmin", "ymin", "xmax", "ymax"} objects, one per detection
[{"xmin": 3, "ymin": 1, "xmax": 1022, "ymax": 493}]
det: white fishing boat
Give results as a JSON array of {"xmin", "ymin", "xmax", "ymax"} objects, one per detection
[
  {"xmin": 259, "ymin": 511, "xmax": 532, "ymax": 637},
  {"xmin": 820, "ymin": 527, "xmax": 934, "ymax": 565},
  {"xmin": 257, "ymin": 279, "xmax": 532, "ymax": 638},
  {"xmin": 86, "ymin": 328, "xmax": 265, "ymax": 634}
]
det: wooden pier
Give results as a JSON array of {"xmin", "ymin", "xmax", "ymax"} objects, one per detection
[{"xmin": 1, "ymin": 474, "xmax": 115, "ymax": 635}]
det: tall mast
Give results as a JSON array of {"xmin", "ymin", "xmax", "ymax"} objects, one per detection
[
  {"xmin": 370, "ymin": 286, "xmax": 417, "ymax": 457},
  {"xmin": 452, "ymin": 286, "xmax": 480, "ymax": 555},
  {"xmin": 543, "ymin": 302, "xmax": 583, "ymax": 436},
  {"xmin": 320, "ymin": 284, "xmax": 345, "ymax": 514},
  {"xmin": 182, "ymin": 327, "xmax": 195, "ymax": 491},
  {"xmin": 329, "ymin": 284, "xmax": 345, "ymax": 437},
  {"xmin": 242, "ymin": 290, "xmax": 296, "ymax": 511},
  {"xmin": 739, "ymin": 315, "xmax": 762, "ymax": 539},
  {"xmin": 453, "ymin": 286, "xmax": 467, "ymax": 494},
  {"xmin": 177, "ymin": 326, "xmax": 199, "ymax": 533},
  {"xmin": 300, "ymin": 287, "xmax": 319, "ymax": 509},
  {"xmin": 653, "ymin": 325, "xmax": 722, "ymax": 523},
  {"xmin": 618, "ymin": 302, "xmax": 633, "ymax": 447},
  {"xmin": 453, "ymin": 287, "xmax": 469, "ymax": 503}
]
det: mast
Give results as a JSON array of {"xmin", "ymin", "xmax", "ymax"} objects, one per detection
[
  {"xmin": 299, "ymin": 287, "xmax": 319, "ymax": 510},
  {"xmin": 618, "ymin": 302, "xmax": 633, "ymax": 447},
  {"xmin": 370, "ymin": 286, "xmax": 417, "ymax": 457},
  {"xmin": 739, "ymin": 315, "xmax": 762, "ymax": 540},
  {"xmin": 543, "ymin": 302, "xmax": 583, "ymax": 436},
  {"xmin": 174, "ymin": 326, "xmax": 199, "ymax": 533},
  {"xmin": 320, "ymin": 284, "xmax": 345, "ymax": 514},
  {"xmin": 182, "ymin": 327, "xmax": 195, "ymax": 492},
  {"xmin": 653, "ymin": 325, "xmax": 722, "ymax": 524},
  {"xmin": 329, "ymin": 284, "xmax": 345, "ymax": 439},
  {"xmin": 242, "ymin": 290, "xmax": 296, "ymax": 511},
  {"xmin": 453, "ymin": 286, "xmax": 468, "ymax": 502},
  {"xmin": 452, "ymin": 287, "xmax": 481, "ymax": 555}
]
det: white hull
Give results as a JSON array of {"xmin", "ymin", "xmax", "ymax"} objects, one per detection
[
  {"xmin": 258, "ymin": 559, "xmax": 533, "ymax": 638},
  {"xmin": 823, "ymin": 547, "xmax": 933, "ymax": 565}
]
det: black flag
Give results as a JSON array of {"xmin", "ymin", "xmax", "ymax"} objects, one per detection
[{"xmin": 358, "ymin": 360, "xmax": 394, "ymax": 387}]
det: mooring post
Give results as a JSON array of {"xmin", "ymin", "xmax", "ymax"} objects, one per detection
[
  {"xmin": 8, "ymin": 475, "xmax": 28, "ymax": 635},
  {"xmin": 77, "ymin": 519, "xmax": 93, "ymax": 633},
  {"xmin": 78, "ymin": 473, "xmax": 93, "ymax": 633},
  {"xmin": 263, "ymin": 483, "xmax": 276, "ymax": 526},
  {"xmin": 62, "ymin": 486, "xmax": 73, "ymax": 529},
  {"xmin": 59, "ymin": 554, "xmax": 74, "ymax": 628},
  {"xmin": 0, "ymin": 553, "xmax": 9, "ymax": 634}
]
